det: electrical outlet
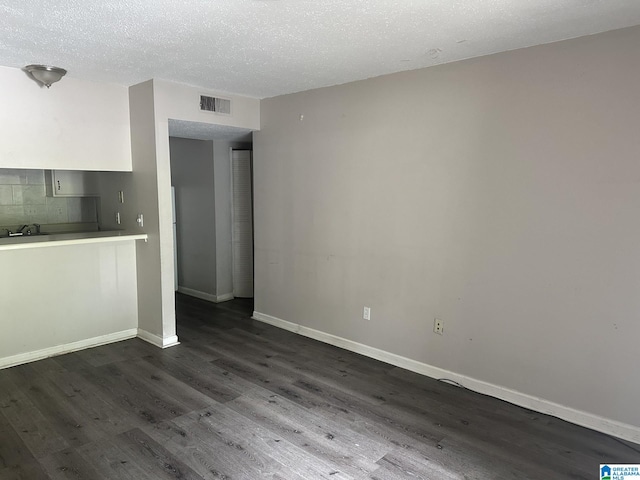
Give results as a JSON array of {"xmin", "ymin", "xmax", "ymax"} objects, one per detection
[
  {"xmin": 363, "ymin": 306, "xmax": 371, "ymax": 321},
  {"xmin": 434, "ymin": 318, "xmax": 444, "ymax": 335}
]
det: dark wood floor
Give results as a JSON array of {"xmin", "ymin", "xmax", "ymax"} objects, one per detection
[{"xmin": 1, "ymin": 294, "xmax": 638, "ymax": 479}]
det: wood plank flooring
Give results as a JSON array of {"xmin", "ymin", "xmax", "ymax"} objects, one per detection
[{"xmin": 1, "ymin": 293, "xmax": 638, "ymax": 479}]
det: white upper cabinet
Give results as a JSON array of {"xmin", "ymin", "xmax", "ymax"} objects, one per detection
[
  {"xmin": 45, "ymin": 170, "xmax": 99, "ymax": 197},
  {"xmin": 0, "ymin": 66, "xmax": 132, "ymax": 172}
]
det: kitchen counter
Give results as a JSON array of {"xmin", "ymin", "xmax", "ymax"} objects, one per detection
[{"xmin": 0, "ymin": 230, "xmax": 148, "ymax": 251}]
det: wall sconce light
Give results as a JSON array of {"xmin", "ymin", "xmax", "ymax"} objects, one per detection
[{"xmin": 25, "ymin": 64, "xmax": 67, "ymax": 88}]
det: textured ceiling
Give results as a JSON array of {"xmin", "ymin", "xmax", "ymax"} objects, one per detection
[{"xmin": 1, "ymin": 0, "xmax": 640, "ymax": 99}]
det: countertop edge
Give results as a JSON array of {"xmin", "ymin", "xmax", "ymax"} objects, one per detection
[{"xmin": 0, "ymin": 232, "xmax": 149, "ymax": 251}]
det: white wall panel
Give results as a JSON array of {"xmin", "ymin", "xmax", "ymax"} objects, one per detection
[{"xmin": 0, "ymin": 66, "xmax": 132, "ymax": 171}]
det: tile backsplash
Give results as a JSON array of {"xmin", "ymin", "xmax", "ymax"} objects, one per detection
[{"xmin": 0, "ymin": 169, "xmax": 97, "ymax": 225}]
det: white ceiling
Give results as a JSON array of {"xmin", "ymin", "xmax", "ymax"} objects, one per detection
[{"xmin": 1, "ymin": 0, "xmax": 640, "ymax": 99}]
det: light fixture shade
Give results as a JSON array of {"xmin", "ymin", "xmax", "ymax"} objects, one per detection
[{"xmin": 25, "ymin": 64, "xmax": 67, "ymax": 88}]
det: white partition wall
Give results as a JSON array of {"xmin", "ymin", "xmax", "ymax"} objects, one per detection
[{"xmin": 0, "ymin": 240, "xmax": 140, "ymax": 368}]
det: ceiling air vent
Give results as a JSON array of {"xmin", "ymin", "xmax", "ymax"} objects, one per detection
[{"xmin": 200, "ymin": 95, "xmax": 231, "ymax": 115}]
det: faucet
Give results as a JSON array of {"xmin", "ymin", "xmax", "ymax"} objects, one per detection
[
  {"xmin": 7, "ymin": 225, "xmax": 27, "ymax": 237},
  {"xmin": 24, "ymin": 224, "xmax": 41, "ymax": 235},
  {"xmin": 6, "ymin": 224, "xmax": 41, "ymax": 237}
]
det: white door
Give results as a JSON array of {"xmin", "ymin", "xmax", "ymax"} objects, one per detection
[{"xmin": 231, "ymin": 150, "xmax": 253, "ymax": 298}]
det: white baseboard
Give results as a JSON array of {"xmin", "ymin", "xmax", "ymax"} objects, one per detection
[
  {"xmin": 178, "ymin": 286, "xmax": 234, "ymax": 303},
  {"xmin": 0, "ymin": 329, "xmax": 138, "ymax": 370},
  {"xmin": 177, "ymin": 286, "xmax": 216, "ymax": 302},
  {"xmin": 216, "ymin": 293, "xmax": 235, "ymax": 303},
  {"xmin": 137, "ymin": 329, "xmax": 180, "ymax": 349},
  {"xmin": 252, "ymin": 311, "xmax": 640, "ymax": 444}
]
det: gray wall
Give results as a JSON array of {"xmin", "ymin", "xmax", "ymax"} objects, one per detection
[
  {"xmin": 170, "ymin": 137, "xmax": 217, "ymax": 295},
  {"xmin": 96, "ymin": 171, "xmax": 133, "ymax": 231},
  {"xmin": 254, "ymin": 26, "xmax": 640, "ymax": 428},
  {"xmin": 128, "ymin": 80, "xmax": 172, "ymax": 344}
]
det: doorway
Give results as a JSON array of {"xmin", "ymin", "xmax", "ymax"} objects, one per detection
[{"xmin": 167, "ymin": 119, "xmax": 254, "ymax": 305}]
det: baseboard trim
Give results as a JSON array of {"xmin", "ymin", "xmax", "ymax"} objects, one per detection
[
  {"xmin": 216, "ymin": 293, "xmax": 235, "ymax": 303},
  {"xmin": 178, "ymin": 286, "xmax": 234, "ymax": 303},
  {"xmin": 0, "ymin": 329, "xmax": 138, "ymax": 370},
  {"xmin": 177, "ymin": 287, "xmax": 216, "ymax": 302},
  {"xmin": 137, "ymin": 329, "xmax": 180, "ymax": 349},
  {"xmin": 252, "ymin": 311, "xmax": 640, "ymax": 444}
]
